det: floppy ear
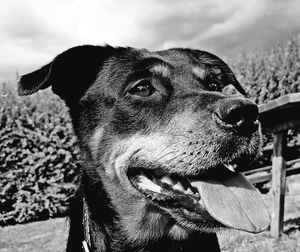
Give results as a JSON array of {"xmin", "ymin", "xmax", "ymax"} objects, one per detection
[{"xmin": 18, "ymin": 45, "xmax": 116, "ymax": 106}]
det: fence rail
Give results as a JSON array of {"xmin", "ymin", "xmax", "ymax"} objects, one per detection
[
  {"xmin": 249, "ymin": 92, "xmax": 300, "ymax": 238},
  {"xmin": 245, "ymin": 158, "xmax": 300, "ymax": 184}
]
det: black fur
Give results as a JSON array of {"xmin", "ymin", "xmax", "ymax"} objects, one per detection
[{"xmin": 18, "ymin": 45, "xmax": 261, "ymax": 252}]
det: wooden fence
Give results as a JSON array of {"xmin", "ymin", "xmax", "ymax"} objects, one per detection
[{"xmin": 244, "ymin": 93, "xmax": 300, "ymax": 238}]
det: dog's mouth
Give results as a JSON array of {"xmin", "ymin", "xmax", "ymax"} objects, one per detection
[{"xmin": 128, "ymin": 163, "xmax": 270, "ymax": 234}]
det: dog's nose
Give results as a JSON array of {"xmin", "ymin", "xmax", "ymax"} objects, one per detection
[{"xmin": 216, "ymin": 98, "xmax": 259, "ymax": 134}]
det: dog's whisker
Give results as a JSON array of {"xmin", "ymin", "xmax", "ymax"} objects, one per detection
[
  {"xmin": 165, "ymin": 132, "xmax": 191, "ymax": 139},
  {"xmin": 159, "ymin": 153, "xmax": 185, "ymax": 167},
  {"xmin": 152, "ymin": 150, "xmax": 176, "ymax": 163}
]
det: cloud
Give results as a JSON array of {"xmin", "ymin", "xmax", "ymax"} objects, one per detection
[
  {"xmin": 135, "ymin": 0, "xmax": 270, "ymax": 51},
  {"xmin": 0, "ymin": 0, "xmax": 300, "ymax": 82},
  {"xmin": 0, "ymin": 0, "xmax": 77, "ymax": 82}
]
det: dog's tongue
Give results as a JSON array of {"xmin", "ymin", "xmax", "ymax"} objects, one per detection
[{"xmin": 191, "ymin": 172, "xmax": 270, "ymax": 233}]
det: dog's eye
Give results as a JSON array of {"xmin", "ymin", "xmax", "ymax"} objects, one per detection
[{"xmin": 128, "ymin": 80, "xmax": 155, "ymax": 97}]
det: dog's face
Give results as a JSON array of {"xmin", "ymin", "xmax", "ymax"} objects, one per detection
[{"xmin": 19, "ymin": 45, "xmax": 270, "ymax": 243}]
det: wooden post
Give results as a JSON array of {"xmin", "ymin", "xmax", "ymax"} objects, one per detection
[{"xmin": 271, "ymin": 131, "xmax": 287, "ymax": 238}]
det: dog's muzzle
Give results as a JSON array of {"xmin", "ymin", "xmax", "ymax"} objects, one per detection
[{"xmin": 128, "ymin": 163, "xmax": 270, "ymax": 233}]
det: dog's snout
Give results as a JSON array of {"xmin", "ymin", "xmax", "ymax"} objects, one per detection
[
  {"xmin": 219, "ymin": 99, "xmax": 258, "ymax": 124},
  {"xmin": 216, "ymin": 98, "xmax": 259, "ymax": 134}
]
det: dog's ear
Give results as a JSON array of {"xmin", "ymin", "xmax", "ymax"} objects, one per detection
[{"xmin": 18, "ymin": 45, "xmax": 116, "ymax": 106}]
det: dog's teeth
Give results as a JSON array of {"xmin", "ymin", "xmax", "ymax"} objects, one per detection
[
  {"xmin": 172, "ymin": 181, "xmax": 185, "ymax": 192},
  {"xmin": 224, "ymin": 164, "xmax": 236, "ymax": 172},
  {"xmin": 198, "ymin": 198, "xmax": 204, "ymax": 207},
  {"xmin": 185, "ymin": 188, "xmax": 194, "ymax": 195},
  {"xmin": 160, "ymin": 176, "xmax": 175, "ymax": 186},
  {"xmin": 193, "ymin": 198, "xmax": 198, "ymax": 205},
  {"xmin": 137, "ymin": 175, "xmax": 162, "ymax": 193}
]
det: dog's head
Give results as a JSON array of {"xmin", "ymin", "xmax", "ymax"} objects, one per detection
[{"xmin": 19, "ymin": 45, "xmax": 270, "ymax": 243}]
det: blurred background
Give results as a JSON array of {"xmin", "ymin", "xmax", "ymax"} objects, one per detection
[{"xmin": 1, "ymin": 0, "xmax": 300, "ymax": 251}]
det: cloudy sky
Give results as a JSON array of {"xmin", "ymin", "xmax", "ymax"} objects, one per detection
[{"xmin": 1, "ymin": 0, "xmax": 300, "ymax": 83}]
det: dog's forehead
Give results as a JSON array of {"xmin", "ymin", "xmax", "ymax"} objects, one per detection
[
  {"xmin": 142, "ymin": 48, "xmax": 231, "ymax": 83},
  {"xmin": 104, "ymin": 47, "xmax": 227, "ymax": 79},
  {"xmin": 139, "ymin": 50, "xmax": 192, "ymax": 76},
  {"xmin": 147, "ymin": 48, "xmax": 245, "ymax": 94},
  {"xmin": 154, "ymin": 48, "xmax": 196, "ymax": 64},
  {"xmin": 93, "ymin": 47, "xmax": 243, "ymax": 96}
]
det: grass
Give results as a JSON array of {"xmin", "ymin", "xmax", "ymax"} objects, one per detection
[
  {"xmin": 0, "ymin": 218, "xmax": 68, "ymax": 252},
  {"xmin": 1, "ymin": 175, "xmax": 299, "ymax": 252},
  {"xmin": 1, "ymin": 216, "xmax": 299, "ymax": 252}
]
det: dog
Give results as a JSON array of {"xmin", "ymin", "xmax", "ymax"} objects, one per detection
[{"xmin": 18, "ymin": 45, "xmax": 270, "ymax": 252}]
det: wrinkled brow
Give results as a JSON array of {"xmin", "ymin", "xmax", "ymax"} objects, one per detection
[
  {"xmin": 149, "ymin": 64, "xmax": 170, "ymax": 78},
  {"xmin": 135, "ymin": 57, "xmax": 171, "ymax": 71},
  {"xmin": 192, "ymin": 67, "xmax": 207, "ymax": 80},
  {"xmin": 126, "ymin": 58, "xmax": 171, "ymax": 83}
]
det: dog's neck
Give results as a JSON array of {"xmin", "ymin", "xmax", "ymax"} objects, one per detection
[
  {"xmin": 82, "ymin": 206, "xmax": 221, "ymax": 252},
  {"xmin": 67, "ymin": 171, "xmax": 220, "ymax": 252}
]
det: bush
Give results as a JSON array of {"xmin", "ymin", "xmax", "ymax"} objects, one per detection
[
  {"xmin": 228, "ymin": 36, "xmax": 300, "ymax": 166},
  {"xmin": 0, "ymin": 84, "xmax": 81, "ymax": 225},
  {"xmin": 230, "ymin": 37, "xmax": 300, "ymax": 104}
]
